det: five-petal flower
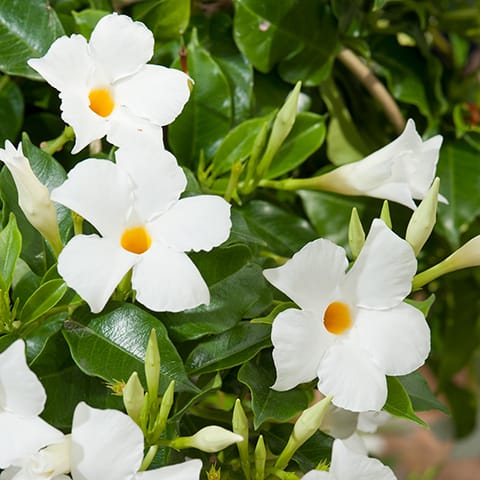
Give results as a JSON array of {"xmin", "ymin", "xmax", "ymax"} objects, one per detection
[
  {"xmin": 28, "ymin": 13, "xmax": 190, "ymax": 153},
  {"xmin": 51, "ymin": 146, "xmax": 231, "ymax": 313},
  {"xmin": 263, "ymin": 219, "xmax": 430, "ymax": 412}
]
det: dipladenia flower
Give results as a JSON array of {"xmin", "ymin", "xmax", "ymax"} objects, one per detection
[
  {"xmin": 28, "ymin": 13, "xmax": 190, "ymax": 153},
  {"xmin": 320, "ymin": 119, "xmax": 445, "ymax": 209},
  {"xmin": 0, "ymin": 340, "xmax": 64, "ymax": 469},
  {"xmin": 51, "ymin": 147, "xmax": 231, "ymax": 313},
  {"xmin": 0, "ymin": 141, "xmax": 62, "ymax": 254},
  {"xmin": 302, "ymin": 439, "xmax": 396, "ymax": 479},
  {"xmin": 263, "ymin": 219, "xmax": 430, "ymax": 412}
]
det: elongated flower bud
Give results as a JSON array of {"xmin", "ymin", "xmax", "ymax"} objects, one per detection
[
  {"xmin": 123, "ymin": 372, "xmax": 144, "ymax": 424},
  {"xmin": 171, "ymin": 426, "xmax": 243, "ymax": 453}
]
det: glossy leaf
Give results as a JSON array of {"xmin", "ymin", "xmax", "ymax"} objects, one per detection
[
  {"xmin": 169, "ymin": 30, "xmax": 233, "ymax": 167},
  {"xmin": 63, "ymin": 303, "xmax": 198, "ymax": 393},
  {"xmin": 0, "ymin": 213, "xmax": 22, "ymax": 290},
  {"xmin": 238, "ymin": 352, "xmax": 309, "ymax": 429},
  {"xmin": 398, "ymin": 371, "xmax": 448, "ymax": 413},
  {"xmin": 0, "ymin": 76, "xmax": 24, "ymax": 144},
  {"xmin": 233, "ymin": 0, "xmax": 339, "ymax": 85},
  {"xmin": 0, "ymin": 0, "xmax": 65, "ymax": 78},
  {"xmin": 186, "ymin": 322, "xmax": 271, "ymax": 375},
  {"xmin": 72, "ymin": 9, "xmax": 109, "ymax": 38}
]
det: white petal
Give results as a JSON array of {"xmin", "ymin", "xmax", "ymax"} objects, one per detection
[
  {"xmin": 89, "ymin": 13, "xmax": 153, "ymax": 82},
  {"xmin": 28, "ymin": 34, "xmax": 93, "ymax": 92},
  {"xmin": 321, "ymin": 405, "xmax": 358, "ymax": 439},
  {"xmin": 115, "ymin": 146, "xmax": 186, "ymax": 220},
  {"xmin": 357, "ymin": 411, "xmax": 391, "ymax": 434},
  {"xmin": 136, "ymin": 460, "xmax": 203, "ymax": 480},
  {"xmin": 0, "ymin": 412, "xmax": 63, "ymax": 469},
  {"xmin": 57, "ymin": 235, "xmax": 137, "ymax": 313},
  {"xmin": 301, "ymin": 471, "xmax": 331, "ymax": 480},
  {"xmin": 115, "ymin": 65, "xmax": 191, "ymax": 126},
  {"xmin": 271, "ymin": 308, "xmax": 333, "ymax": 391},
  {"xmin": 59, "ymin": 91, "xmax": 108, "ymax": 154},
  {"xmin": 132, "ymin": 243, "xmax": 209, "ymax": 312},
  {"xmin": 330, "ymin": 440, "xmax": 396, "ymax": 480},
  {"xmin": 106, "ymin": 106, "xmax": 164, "ymax": 151},
  {"xmin": 264, "ymin": 238, "xmax": 347, "ymax": 311},
  {"xmin": 0, "ymin": 340, "xmax": 45, "ymax": 416},
  {"xmin": 355, "ymin": 303, "xmax": 430, "ymax": 376},
  {"xmin": 151, "ymin": 196, "xmax": 231, "ymax": 252},
  {"xmin": 343, "ymin": 219, "xmax": 416, "ymax": 309},
  {"xmin": 51, "ymin": 159, "xmax": 133, "ymax": 238},
  {"xmin": 71, "ymin": 402, "xmax": 143, "ymax": 480},
  {"xmin": 317, "ymin": 341, "xmax": 387, "ymax": 412},
  {"xmin": 361, "ymin": 181, "xmax": 417, "ymax": 210}
]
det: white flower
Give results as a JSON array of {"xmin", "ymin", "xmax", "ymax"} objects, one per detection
[
  {"xmin": 302, "ymin": 439, "xmax": 396, "ymax": 480},
  {"xmin": 0, "ymin": 141, "xmax": 62, "ymax": 254},
  {"xmin": 263, "ymin": 219, "xmax": 430, "ymax": 412},
  {"xmin": 28, "ymin": 13, "xmax": 190, "ymax": 153},
  {"xmin": 0, "ymin": 340, "xmax": 64, "ymax": 469},
  {"xmin": 51, "ymin": 146, "xmax": 231, "ymax": 313},
  {"xmin": 319, "ymin": 119, "xmax": 445, "ymax": 209}
]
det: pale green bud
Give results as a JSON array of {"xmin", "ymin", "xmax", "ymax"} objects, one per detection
[
  {"xmin": 145, "ymin": 329, "xmax": 160, "ymax": 397},
  {"xmin": 380, "ymin": 201, "xmax": 392, "ymax": 229},
  {"xmin": 254, "ymin": 435, "xmax": 266, "ymax": 480},
  {"xmin": 123, "ymin": 372, "xmax": 144, "ymax": 425},
  {"xmin": 153, "ymin": 379, "xmax": 175, "ymax": 438},
  {"xmin": 292, "ymin": 396, "xmax": 332, "ymax": 445},
  {"xmin": 172, "ymin": 426, "xmax": 243, "ymax": 453},
  {"xmin": 0, "ymin": 141, "xmax": 62, "ymax": 255},
  {"xmin": 348, "ymin": 208, "xmax": 365, "ymax": 259},
  {"xmin": 233, "ymin": 399, "xmax": 250, "ymax": 480},
  {"xmin": 406, "ymin": 178, "xmax": 440, "ymax": 256}
]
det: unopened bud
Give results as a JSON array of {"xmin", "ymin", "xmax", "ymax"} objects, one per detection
[
  {"xmin": 348, "ymin": 208, "xmax": 365, "ymax": 259},
  {"xmin": 233, "ymin": 399, "xmax": 250, "ymax": 479},
  {"xmin": 172, "ymin": 426, "xmax": 243, "ymax": 453},
  {"xmin": 406, "ymin": 178, "xmax": 440, "ymax": 256},
  {"xmin": 145, "ymin": 329, "xmax": 160, "ymax": 398},
  {"xmin": 254, "ymin": 435, "xmax": 266, "ymax": 480},
  {"xmin": 380, "ymin": 201, "xmax": 392, "ymax": 229},
  {"xmin": 123, "ymin": 372, "xmax": 144, "ymax": 424}
]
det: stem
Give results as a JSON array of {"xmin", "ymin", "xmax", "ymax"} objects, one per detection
[
  {"xmin": 41, "ymin": 126, "xmax": 75, "ymax": 155},
  {"xmin": 337, "ymin": 48, "xmax": 405, "ymax": 134},
  {"xmin": 138, "ymin": 445, "xmax": 158, "ymax": 472}
]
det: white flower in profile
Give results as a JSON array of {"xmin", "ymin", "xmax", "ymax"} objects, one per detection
[
  {"xmin": 51, "ymin": 146, "xmax": 231, "ymax": 313},
  {"xmin": 0, "ymin": 340, "xmax": 64, "ymax": 470},
  {"xmin": 318, "ymin": 119, "xmax": 445, "ymax": 209},
  {"xmin": 0, "ymin": 141, "xmax": 62, "ymax": 254},
  {"xmin": 28, "ymin": 13, "xmax": 190, "ymax": 153},
  {"xmin": 263, "ymin": 219, "xmax": 430, "ymax": 412},
  {"xmin": 302, "ymin": 439, "xmax": 396, "ymax": 480}
]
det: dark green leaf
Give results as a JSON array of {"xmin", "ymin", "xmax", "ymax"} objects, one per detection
[
  {"xmin": 63, "ymin": 303, "xmax": 198, "ymax": 393},
  {"xmin": 384, "ymin": 376, "xmax": 427, "ymax": 427},
  {"xmin": 239, "ymin": 352, "xmax": 309, "ymax": 429},
  {"xmin": 0, "ymin": 213, "xmax": 22, "ymax": 290},
  {"xmin": 0, "ymin": 0, "xmax": 65, "ymax": 79},
  {"xmin": 186, "ymin": 322, "xmax": 271, "ymax": 375},
  {"xmin": 0, "ymin": 76, "xmax": 24, "ymax": 144},
  {"xmin": 161, "ymin": 263, "xmax": 272, "ymax": 342},
  {"xmin": 72, "ymin": 9, "xmax": 108, "ymax": 38},
  {"xmin": 233, "ymin": 0, "xmax": 339, "ymax": 85}
]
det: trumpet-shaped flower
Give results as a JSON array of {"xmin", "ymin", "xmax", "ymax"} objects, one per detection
[
  {"xmin": 302, "ymin": 439, "xmax": 396, "ymax": 480},
  {"xmin": 0, "ymin": 340, "xmax": 64, "ymax": 469},
  {"xmin": 2, "ymin": 403, "xmax": 202, "ymax": 480},
  {"xmin": 51, "ymin": 147, "xmax": 231, "ymax": 313},
  {"xmin": 317, "ymin": 119, "xmax": 445, "ymax": 209},
  {"xmin": 263, "ymin": 219, "xmax": 430, "ymax": 412},
  {"xmin": 28, "ymin": 13, "xmax": 190, "ymax": 153},
  {"xmin": 0, "ymin": 141, "xmax": 62, "ymax": 254}
]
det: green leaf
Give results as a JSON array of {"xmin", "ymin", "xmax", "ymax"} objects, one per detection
[
  {"xmin": 0, "ymin": 213, "xmax": 22, "ymax": 290},
  {"xmin": 0, "ymin": 0, "xmax": 65, "ymax": 78},
  {"xmin": 240, "ymin": 200, "xmax": 318, "ymax": 257},
  {"xmin": 238, "ymin": 352, "xmax": 309, "ymax": 429},
  {"xmin": 384, "ymin": 376, "xmax": 427, "ymax": 427},
  {"xmin": 72, "ymin": 9, "xmax": 109, "ymax": 38},
  {"xmin": 63, "ymin": 303, "xmax": 198, "ymax": 393},
  {"xmin": 169, "ymin": 29, "xmax": 233, "ymax": 167},
  {"xmin": 186, "ymin": 322, "xmax": 271, "ymax": 375},
  {"xmin": 436, "ymin": 140, "xmax": 480, "ymax": 248},
  {"xmin": 19, "ymin": 279, "xmax": 67, "ymax": 324},
  {"xmin": 397, "ymin": 371, "xmax": 448, "ymax": 414},
  {"xmin": 266, "ymin": 112, "xmax": 326, "ymax": 179},
  {"xmin": 161, "ymin": 263, "xmax": 272, "ymax": 341},
  {"xmin": 132, "ymin": 0, "xmax": 190, "ymax": 40},
  {"xmin": 233, "ymin": 0, "xmax": 339, "ymax": 85},
  {"xmin": 0, "ymin": 76, "xmax": 24, "ymax": 144},
  {"xmin": 405, "ymin": 294, "xmax": 435, "ymax": 317}
]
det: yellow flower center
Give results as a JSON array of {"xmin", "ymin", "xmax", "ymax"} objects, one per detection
[
  {"xmin": 323, "ymin": 301, "xmax": 352, "ymax": 335},
  {"xmin": 88, "ymin": 88, "xmax": 115, "ymax": 117},
  {"xmin": 120, "ymin": 226, "xmax": 152, "ymax": 255}
]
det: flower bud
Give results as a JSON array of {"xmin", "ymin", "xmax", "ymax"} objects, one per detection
[
  {"xmin": 0, "ymin": 141, "xmax": 62, "ymax": 255},
  {"xmin": 173, "ymin": 426, "xmax": 243, "ymax": 453},
  {"xmin": 233, "ymin": 399, "xmax": 250, "ymax": 479},
  {"xmin": 380, "ymin": 201, "xmax": 392, "ymax": 229},
  {"xmin": 123, "ymin": 372, "xmax": 144, "ymax": 425},
  {"xmin": 292, "ymin": 395, "xmax": 332, "ymax": 445},
  {"xmin": 145, "ymin": 329, "xmax": 160, "ymax": 398},
  {"xmin": 406, "ymin": 178, "xmax": 440, "ymax": 256},
  {"xmin": 254, "ymin": 435, "xmax": 266, "ymax": 480},
  {"xmin": 348, "ymin": 208, "xmax": 365, "ymax": 259}
]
